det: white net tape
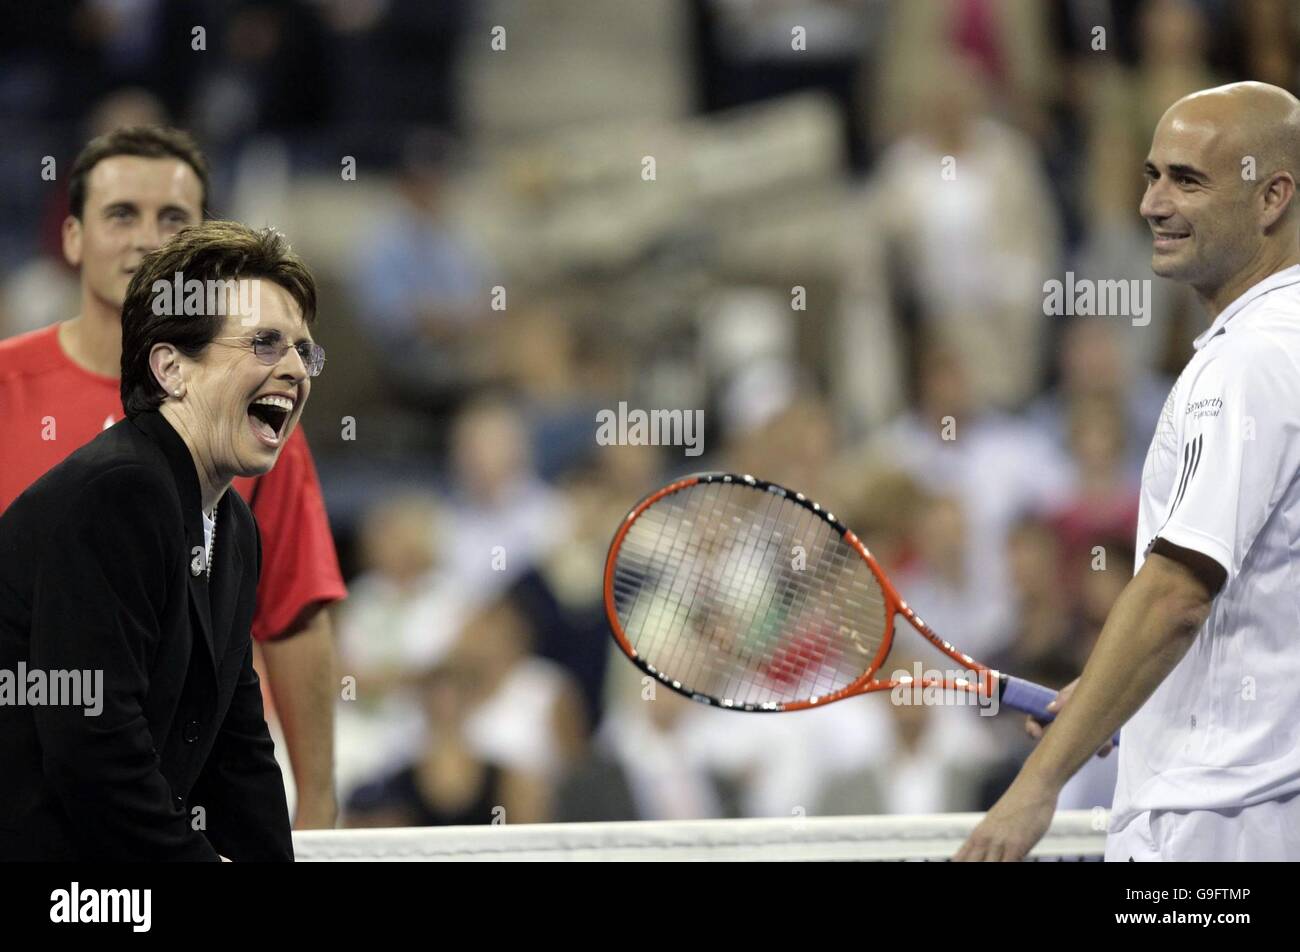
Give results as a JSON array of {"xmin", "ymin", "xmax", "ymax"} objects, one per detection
[{"xmin": 293, "ymin": 810, "xmax": 1107, "ymax": 861}]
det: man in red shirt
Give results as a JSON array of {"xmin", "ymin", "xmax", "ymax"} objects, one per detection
[{"xmin": 0, "ymin": 127, "xmax": 344, "ymax": 828}]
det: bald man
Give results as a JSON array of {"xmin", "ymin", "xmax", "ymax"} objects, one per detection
[{"xmin": 957, "ymin": 82, "xmax": 1300, "ymax": 861}]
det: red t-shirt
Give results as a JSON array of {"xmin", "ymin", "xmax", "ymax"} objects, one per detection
[{"xmin": 0, "ymin": 324, "xmax": 347, "ymax": 641}]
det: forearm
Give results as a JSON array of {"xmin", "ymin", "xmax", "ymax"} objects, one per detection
[
  {"xmin": 261, "ymin": 606, "xmax": 338, "ymax": 828},
  {"xmin": 1020, "ymin": 559, "xmax": 1205, "ymax": 792}
]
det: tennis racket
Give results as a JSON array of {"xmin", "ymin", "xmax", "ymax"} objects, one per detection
[{"xmin": 604, "ymin": 472, "xmax": 1115, "ymax": 741}]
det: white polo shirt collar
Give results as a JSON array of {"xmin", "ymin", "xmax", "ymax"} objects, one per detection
[{"xmin": 1193, "ymin": 263, "xmax": 1300, "ymax": 349}]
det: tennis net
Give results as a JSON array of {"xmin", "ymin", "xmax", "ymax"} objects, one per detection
[{"xmin": 292, "ymin": 810, "xmax": 1107, "ymax": 861}]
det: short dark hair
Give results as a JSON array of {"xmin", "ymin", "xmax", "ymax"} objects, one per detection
[
  {"xmin": 68, "ymin": 126, "xmax": 210, "ymax": 219},
  {"xmin": 120, "ymin": 221, "xmax": 319, "ymax": 418}
]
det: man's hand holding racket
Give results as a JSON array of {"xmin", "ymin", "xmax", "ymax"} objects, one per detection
[
  {"xmin": 1024, "ymin": 677, "xmax": 1115, "ymax": 758},
  {"xmin": 955, "ymin": 677, "xmax": 1114, "ymax": 862},
  {"xmin": 956, "ymin": 544, "xmax": 1219, "ymax": 861}
]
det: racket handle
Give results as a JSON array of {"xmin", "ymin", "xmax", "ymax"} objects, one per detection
[{"xmin": 999, "ymin": 675, "xmax": 1120, "ymax": 748}]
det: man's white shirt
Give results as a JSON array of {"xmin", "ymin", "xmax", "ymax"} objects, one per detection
[{"xmin": 1111, "ymin": 264, "xmax": 1300, "ymax": 832}]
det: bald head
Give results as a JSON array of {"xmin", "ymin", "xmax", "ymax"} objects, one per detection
[
  {"xmin": 1165, "ymin": 82, "xmax": 1300, "ymax": 185},
  {"xmin": 1141, "ymin": 82, "xmax": 1300, "ymax": 312}
]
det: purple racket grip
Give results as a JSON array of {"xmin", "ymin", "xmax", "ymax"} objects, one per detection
[{"xmin": 1000, "ymin": 675, "xmax": 1120, "ymax": 748}]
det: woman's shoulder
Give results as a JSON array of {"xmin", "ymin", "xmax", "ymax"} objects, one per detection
[
  {"xmin": 15, "ymin": 425, "xmax": 182, "ymax": 534},
  {"xmin": 67, "ymin": 428, "xmax": 178, "ymax": 502}
]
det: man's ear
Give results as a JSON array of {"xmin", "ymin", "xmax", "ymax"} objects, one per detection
[
  {"xmin": 1261, "ymin": 171, "xmax": 1297, "ymax": 231},
  {"xmin": 62, "ymin": 215, "xmax": 83, "ymax": 268},
  {"xmin": 149, "ymin": 343, "xmax": 184, "ymax": 398}
]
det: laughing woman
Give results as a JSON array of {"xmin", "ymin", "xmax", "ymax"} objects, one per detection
[{"xmin": 0, "ymin": 221, "xmax": 322, "ymax": 860}]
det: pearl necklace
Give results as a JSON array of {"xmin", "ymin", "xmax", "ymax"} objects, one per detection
[{"xmin": 204, "ymin": 504, "xmax": 218, "ymax": 578}]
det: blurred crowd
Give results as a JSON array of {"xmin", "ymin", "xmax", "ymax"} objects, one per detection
[{"xmin": 2, "ymin": 0, "xmax": 1297, "ymax": 825}]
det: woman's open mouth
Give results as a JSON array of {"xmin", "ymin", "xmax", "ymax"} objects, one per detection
[{"xmin": 247, "ymin": 393, "xmax": 294, "ymax": 447}]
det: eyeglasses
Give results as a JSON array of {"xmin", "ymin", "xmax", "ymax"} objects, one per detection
[{"xmin": 210, "ymin": 330, "xmax": 326, "ymax": 377}]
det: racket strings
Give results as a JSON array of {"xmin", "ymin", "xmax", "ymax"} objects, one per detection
[
  {"xmin": 616, "ymin": 487, "xmax": 876, "ymax": 704},
  {"xmin": 612, "ymin": 482, "xmax": 889, "ymax": 707}
]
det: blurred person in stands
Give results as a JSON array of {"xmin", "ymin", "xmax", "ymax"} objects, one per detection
[
  {"xmin": 350, "ymin": 129, "xmax": 490, "ymax": 412},
  {"xmin": 972, "ymin": 521, "xmax": 1100, "ymax": 816},
  {"xmin": 1230, "ymin": 0, "xmax": 1297, "ymax": 90},
  {"xmin": 1133, "ymin": 0, "xmax": 1222, "ymax": 140},
  {"xmin": 1048, "ymin": 392, "xmax": 1140, "ymax": 574},
  {"xmin": 1029, "ymin": 318, "xmax": 1171, "ymax": 484},
  {"xmin": 527, "ymin": 441, "xmax": 665, "ymax": 727},
  {"xmin": 637, "ymin": 685, "xmax": 837, "ymax": 819},
  {"xmin": 891, "ymin": 493, "xmax": 1008, "ymax": 662},
  {"xmin": 334, "ymin": 493, "xmax": 475, "ymax": 796},
  {"xmin": 818, "ymin": 683, "xmax": 999, "ymax": 816},
  {"xmin": 725, "ymin": 393, "xmax": 838, "ymax": 505},
  {"xmin": 981, "ymin": 517, "xmax": 1125, "ymax": 814},
  {"xmin": 0, "ymin": 127, "xmax": 344, "ymax": 829},
  {"xmin": 865, "ymin": 334, "xmax": 1074, "ymax": 647},
  {"xmin": 188, "ymin": 1, "xmax": 331, "ymax": 145},
  {"xmin": 1073, "ymin": 538, "xmax": 1136, "ymax": 655},
  {"xmin": 496, "ymin": 304, "xmax": 608, "ymax": 481},
  {"xmin": 555, "ymin": 672, "xmax": 738, "ymax": 822},
  {"xmin": 85, "ymin": 87, "xmax": 171, "ymax": 138},
  {"xmin": 343, "ymin": 659, "xmax": 538, "ymax": 828},
  {"xmin": 872, "ymin": 53, "xmax": 1061, "ymax": 410},
  {"xmin": 989, "ymin": 517, "xmax": 1082, "ymax": 691},
  {"xmin": 455, "ymin": 594, "xmax": 587, "ymax": 814},
  {"xmin": 694, "ymin": 0, "xmax": 874, "ymax": 165},
  {"xmin": 823, "ymin": 465, "xmax": 926, "ymax": 575},
  {"xmin": 870, "ymin": 0, "xmax": 1055, "ymax": 145},
  {"xmin": 439, "ymin": 395, "xmax": 572, "ymax": 598},
  {"xmin": 1051, "ymin": 537, "xmax": 1132, "ymax": 813}
]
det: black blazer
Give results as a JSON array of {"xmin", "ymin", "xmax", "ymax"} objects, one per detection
[{"xmin": 0, "ymin": 410, "xmax": 293, "ymax": 861}]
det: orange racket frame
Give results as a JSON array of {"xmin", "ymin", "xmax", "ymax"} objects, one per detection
[{"xmin": 603, "ymin": 472, "xmax": 1002, "ymax": 713}]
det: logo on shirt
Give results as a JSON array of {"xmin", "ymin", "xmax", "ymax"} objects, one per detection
[
  {"xmin": 1185, "ymin": 397, "xmax": 1222, "ymax": 420},
  {"xmin": 1168, "ymin": 433, "xmax": 1203, "ymax": 521}
]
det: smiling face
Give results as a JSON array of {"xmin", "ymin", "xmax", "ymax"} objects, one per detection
[
  {"xmin": 1140, "ymin": 111, "xmax": 1253, "ymax": 292},
  {"xmin": 163, "ymin": 281, "xmax": 313, "ymax": 481},
  {"xmin": 1139, "ymin": 84, "xmax": 1300, "ymax": 304},
  {"xmin": 63, "ymin": 155, "xmax": 204, "ymax": 312}
]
